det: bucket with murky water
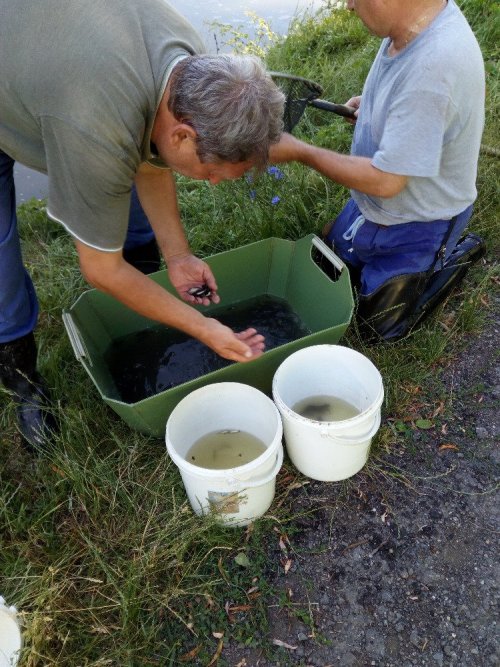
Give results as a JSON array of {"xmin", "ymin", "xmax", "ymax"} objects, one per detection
[
  {"xmin": 272, "ymin": 345, "xmax": 383, "ymax": 481},
  {"xmin": 165, "ymin": 382, "xmax": 283, "ymax": 527},
  {"xmin": 0, "ymin": 596, "xmax": 21, "ymax": 667}
]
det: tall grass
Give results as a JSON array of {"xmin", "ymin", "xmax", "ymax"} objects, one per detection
[{"xmin": 1, "ymin": 1, "xmax": 498, "ymax": 664}]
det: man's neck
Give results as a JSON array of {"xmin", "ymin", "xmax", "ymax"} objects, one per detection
[{"xmin": 389, "ymin": 0, "xmax": 447, "ymax": 56}]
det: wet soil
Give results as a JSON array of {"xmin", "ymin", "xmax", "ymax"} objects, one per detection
[{"xmin": 224, "ymin": 294, "xmax": 499, "ymax": 666}]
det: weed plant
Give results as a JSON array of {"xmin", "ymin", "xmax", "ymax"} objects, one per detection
[{"xmin": 1, "ymin": 1, "xmax": 498, "ymax": 664}]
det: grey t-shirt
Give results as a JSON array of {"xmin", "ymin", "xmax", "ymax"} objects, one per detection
[
  {"xmin": 0, "ymin": 0, "xmax": 205, "ymax": 250},
  {"xmin": 351, "ymin": 0, "xmax": 485, "ymax": 225}
]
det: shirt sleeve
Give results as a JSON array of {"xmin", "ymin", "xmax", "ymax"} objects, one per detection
[
  {"xmin": 372, "ymin": 89, "xmax": 453, "ymax": 178},
  {"xmin": 41, "ymin": 115, "xmax": 137, "ymax": 251}
]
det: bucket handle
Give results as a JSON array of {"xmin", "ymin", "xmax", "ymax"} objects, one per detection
[
  {"xmin": 311, "ymin": 235, "xmax": 345, "ymax": 272},
  {"xmin": 320, "ymin": 412, "xmax": 381, "ymax": 445},
  {"xmin": 226, "ymin": 445, "xmax": 284, "ymax": 490},
  {"xmin": 62, "ymin": 311, "xmax": 91, "ymax": 365}
]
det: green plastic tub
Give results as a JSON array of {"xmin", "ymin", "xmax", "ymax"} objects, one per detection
[{"xmin": 63, "ymin": 234, "xmax": 354, "ymax": 436}]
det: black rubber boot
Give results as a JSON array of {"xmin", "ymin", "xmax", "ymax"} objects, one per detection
[
  {"xmin": 357, "ymin": 233, "xmax": 486, "ymax": 342},
  {"xmin": 123, "ymin": 239, "xmax": 161, "ymax": 275},
  {"xmin": 0, "ymin": 332, "xmax": 58, "ymax": 449},
  {"xmin": 357, "ymin": 273, "xmax": 427, "ymax": 342},
  {"xmin": 412, "ymin": 233, "xmax": 486, "ymax": 327}
]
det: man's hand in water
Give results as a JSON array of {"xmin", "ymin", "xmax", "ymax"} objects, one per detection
[{"xmin": 200, "ymin": 319, "xmax": 265, "ymax": 363}]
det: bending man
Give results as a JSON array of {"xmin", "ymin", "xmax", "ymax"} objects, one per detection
[{"xmin": 0, "ymin": 0, "xmax": 284, "ymax": 447}]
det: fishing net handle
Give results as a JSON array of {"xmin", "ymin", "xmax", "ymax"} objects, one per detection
[{"xmin": 309, "ymin": 98, "xmax": 357, "ymax": 119}]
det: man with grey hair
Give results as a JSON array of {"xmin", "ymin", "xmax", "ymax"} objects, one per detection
[
  {"xmin": 271, "ymin": 0, "xmax": 485, "ymax": 341},
  {"xmin": 0, "ymin": 0, "xmax": 284, "ymax": 447}
]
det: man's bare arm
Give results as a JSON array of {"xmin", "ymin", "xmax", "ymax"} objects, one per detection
[
  {"xmin": 269, "ymin": 133, "xmax": 408, "ymax": 198},
  {"xmin": 74, "ymin": 241, "xmax": 264, "ymax": 362}
]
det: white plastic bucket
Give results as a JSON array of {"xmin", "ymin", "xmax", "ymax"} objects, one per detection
[
  {"xmin": 272, "ymin": 345, "xmax": 384, "ymax": 481},
  {"xmin": 0, "ymin": 596, "xmax": 21, "ymax": 667},
  {"xmin": 165, "ymin": 382, "xmax": 283, "ymax": 527}
]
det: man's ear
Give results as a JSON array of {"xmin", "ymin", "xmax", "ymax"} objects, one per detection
[{"xmin": 169, "ymin": 123, "xmax": 197, "ymax": 150}]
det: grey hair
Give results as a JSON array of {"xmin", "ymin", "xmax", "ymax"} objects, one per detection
[{"xmin": 168, "ymin": 55, "xmax": 284, "ymax": 166}]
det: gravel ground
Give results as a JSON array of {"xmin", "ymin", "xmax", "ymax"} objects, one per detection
[{"xmin": 224, "ymin": 295, "xmax": 499, "ymax": 666}]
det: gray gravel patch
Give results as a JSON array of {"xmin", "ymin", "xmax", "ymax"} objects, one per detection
[{"xmin": 223, "ymin": 299, "xmax": 499, "ymax": 666}]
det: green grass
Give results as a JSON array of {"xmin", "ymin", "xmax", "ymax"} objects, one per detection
[{"xmin": 1, "ymin": 1, "xmax": 499, "ymax": 664}]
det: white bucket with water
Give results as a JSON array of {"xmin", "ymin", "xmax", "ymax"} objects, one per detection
[
  {"xmin": 165, "ymin": 382, "xmax": 283, "ymax": 527},
  {"xmin": 0, "ymin": 596, "xmax": 21, "ymax": 667},
  {"xmin": 272, "ymin": 345, "xmax": 384, "ymax": 482}
]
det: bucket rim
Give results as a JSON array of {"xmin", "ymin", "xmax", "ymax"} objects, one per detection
[
  {"xmin": 272, "ymin": 343, "xmax": 384, "ymax": 428},
  {"xmin": 165, "ymin": 382, "xmax": 283, "ymax": 479},
  {"xmin": 273, "ymin": 344, "xmax": 383, "ymax": 379},
  {"xmin": 0, "ymin": 597, "xmax": 22, "ymax": 666},
  {"xmin": 272, "ymin": 383, "xmax": 384, "ymax": 429},
  {"xmin": 166, "ymin": 425, "xmax": 283, "ymax": 479}
]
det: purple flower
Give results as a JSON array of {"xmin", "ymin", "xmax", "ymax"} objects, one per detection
[
  {"xmin": 267, "ymin": 166, "xmax": 284, "ymax": 180},
  {"xmin": 249, "ymin": 189, "xmax": 256, "ymax": 200},
  {"xmin": 271, "ymin": 195, "xmax": 280, "ymax": 205}
]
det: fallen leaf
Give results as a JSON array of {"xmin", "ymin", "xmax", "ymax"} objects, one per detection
[
  {"xmin": 50, "ymin": 465, "xmax": 66, "ymax": 478},
  {"xmin": 403, "ymin": 384, "xmax": 422, "ymax": 395},
  {"xmin": 234, "ymin": 552, "xmax": 251, "ymax": 568},
  {"xmin": 273, "ymin": 638, "xmax": 298, "ymax": 650},
  {"xmin": 284, "ymin": 558, "xmax": 293, "ymax": 574},
  {"xmin": 431, "ymin": 401, "xmax": 445, "ymax": 418},
  {"xmin": 207, "ymin": 639, "xmax": 224, "ymax": 667},
  {"xmin": 212, "ymin": 631, "xmax": 224, "ymax": 639},
  {"xmin": 218, "ymin": 557, "xmax": 229, "ymax": 583},
  {"xmin": 287, "ymin": 481, "xmax": 310, "ymax": 490},
  {"xmin": 225, "ymin": 601, "xmax": 235, "ymax": 623},
  {"xmin": 227, "ymin": 604, "xmax": 253, "ymax": 612},
  {"xmin": 343, "ymin": 538, "xmax": 370, "ymax": 555},
  {"xmin": 247, "ymin": 590, "xmax": 261, "ymax": 601},
  {"xmin": 280, "ymin": 474, "xmax": 295, "ymax": 484},
  {"xmin": 439, "ymin": 443, "xmax": 459, "ymax": 451},
  {"xmin": 179, "ymin": 645, "xmax": 202, "ymax": 662},
  {"xmin": 415, "ymin": 419, "xmax": 434, "ymax": 430}
]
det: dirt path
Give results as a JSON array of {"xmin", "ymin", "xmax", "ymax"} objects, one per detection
[{"xmin": 225, "ymin": 296, "xmax": 499, "ymax": 666}]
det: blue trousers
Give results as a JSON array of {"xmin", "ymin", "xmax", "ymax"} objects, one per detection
[
  {"xmin": 326, "ymin": 198, "xmax": 473, "ymax": 296},
  {"xmin": 0, "ymin": 149, "xmax": 154, "ymax": 343}
]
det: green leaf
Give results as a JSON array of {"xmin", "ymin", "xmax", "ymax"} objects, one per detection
[
  {"xmin": 415, "ymin": 419, "xmax": 434, "ymax": 430},
  {"xmin": 234, "ymin": 552, "xmax": 251, "ymax": 568}
]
